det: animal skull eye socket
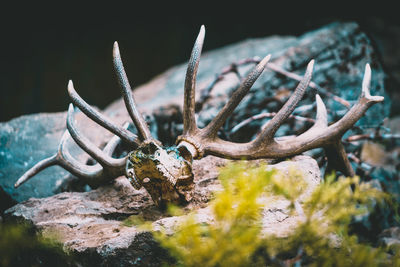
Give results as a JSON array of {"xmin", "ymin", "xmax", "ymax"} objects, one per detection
[
  {"xmin": 178, "ymin": 146, "xmax": 193, "ymax": 162},
  {"xmin": 146, "ymin": 142, "xmax": 159, "ymax": 154}
]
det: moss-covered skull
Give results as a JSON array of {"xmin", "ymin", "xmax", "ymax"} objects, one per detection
[{"xmin": 125, "ymin": 140, "xmax": 194, "ymax": 206}]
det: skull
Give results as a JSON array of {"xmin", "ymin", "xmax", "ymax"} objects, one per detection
[{"xmin": 125, "ymin": 140, "xmax": 194, "ymax": 207}]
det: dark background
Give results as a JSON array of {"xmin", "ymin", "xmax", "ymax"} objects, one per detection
[{"xmin": 1, "ymin": 2, "xmax": 399, "ymax": 122}]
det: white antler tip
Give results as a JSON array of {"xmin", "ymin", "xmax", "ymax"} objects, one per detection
[
  {"xmin": 365, "ymin": 63, "xmax": 371, "ymax": 74},
  {"xmin": 122, "ymin": 122, "xmax": 130, "ymax": 129},
  {"xmin": 361, "ymin": 64, "xmax": 383, "ymax": 102},
  {"xmin": 197, "ymin": 25, "xmax": 206, "ymax": 41},
  {"xmin": 315, "ymin": 93, "xmax": 322, "ymax": 103},
  {"xmin": 362, "ymin": 63, "xmax": 372, "ymax": 96},
  {"xmin": 14, "ymin": 181, "xmax": 21, "ymax": 188},
  {"xmin": 308, "ymin": 59, "xmax": 315, "ymax": 70},
  {"xmin": 113, "ymin": 41, "xmax": 120, "ymax": 56},
  {"xmin": 314, "ymin": 93, "xmax": 328, "ymax": 126},
  {"xmin": 254, "ymin": 54, "xmax": 271, "ymax": 73},
  {"xmin": 370, "ymin": 95, "xmax": 384, "ymax": 102},
  {"xmin": 261, "ymin": 54, "xmax": 271, "ymax": 64},
  {"xmin": 68, "ymin": 103, "xmax": 74, "ymax": 112}
]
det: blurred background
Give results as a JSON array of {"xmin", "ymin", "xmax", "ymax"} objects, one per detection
[{"xmin": 1, "ymin": 2, "xmax": 399, "ymax": 122}]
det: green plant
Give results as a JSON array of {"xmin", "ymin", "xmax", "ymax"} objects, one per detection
[
  {"xmin": 0, "ymin": 222, "xmax": 72, "ymax": 267},
  {"xmin": 154, "ymin": 162, "xmax": 399, "ymax": 266}
]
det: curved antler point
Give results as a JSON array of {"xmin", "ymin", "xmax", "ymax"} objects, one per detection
[
  {"xmin": 307, "ymin": 59, "xmax": 315, "ymax": 71},
  {"xmin": 362, "ymin": 63, "xmax": 372, "ymax": 96},
  {"xmin": 315, "ymin": 93, "xmax": 328, "ymax": 126},
  {"xmin": 199, "ymin": 25, "xmax": 205, "ymax": 35},
  {"xmin": 67, "ymin": 80, "xmax": 75, "ymax": 93},
  {"xmin": 113, "ymin": 41, "xmax": 120, "ymax": 57},
  {"xmin": 68, "ymin": 103, "xmax": 74, "ymax": 112},
  {"xmin": 262, "ymin": 54, "xmax": 271, "ymax": 64}
]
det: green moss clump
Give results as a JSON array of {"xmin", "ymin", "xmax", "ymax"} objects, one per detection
[{"xmin": 154, "ymin": 162, "xmax": 400, "ymax": 267}]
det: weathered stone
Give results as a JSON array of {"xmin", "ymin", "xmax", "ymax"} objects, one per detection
[
  {"xmin": 379, "ymin": 227, "xmax": 400, "ymax": 251},
  {"xmin": 5, "ymin": 155, "xmax": 320, "ymax": 266},
  {"xmin": 105, "ymin": 22, "xmax": 389, "ymax": 144},
  {"xmin": 0, "ymin": 110, "xmax": 115, "ymax": 203},
  {"xmin": 1, "ymin": 21, "xmax": 389, "ymax": 204}
]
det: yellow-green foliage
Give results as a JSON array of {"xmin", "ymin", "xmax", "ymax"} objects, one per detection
[
  {"xmin": 155, "ymin": 162, "xmax": 400, "ymax": 267},
  {"xmin": 0, "ymin": 222, "xmax": 71, "ymax": 267}
]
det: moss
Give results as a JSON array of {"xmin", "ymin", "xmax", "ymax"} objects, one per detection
[{"xmin": 154, "ymin": 162, "xmax": 400, "ymax": 266}]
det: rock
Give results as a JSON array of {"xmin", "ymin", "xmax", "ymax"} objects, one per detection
[
  {"xmin": 1, "ymin": 21, "xmax": 389, "ymax": 204},
  {"xmin": 4, "ymin": 155, "xmax": 320, "ymax": 266},
  {"xmin": 360, "ymin": 142, "xmax": 389, "ymax": 167},
  {"xmin": 353, "ymin": 115, "xmax": 400, "ymax": 203},
  {"xmin": 379, "ymin": 227, "xmax": 400, "ymax": 251},
  {"xmin": 364, "ymin": 17, "xmax": 400, "ymax": 116},
  {"xmin": 105, "ymin": 22, "xmax": 389, "ymax": 144},
  {"xmin": 0, "ymin": 110, "xmax": 117, "ymax": 203}
]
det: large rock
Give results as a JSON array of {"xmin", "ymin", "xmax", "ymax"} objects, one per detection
[
  {"xmin": 4, "ymin": 155, "xmax": 321, "ymax": 266},
  {"xmin": 0, "ymin": 110, "xmax": 117, "ymax": 204},
  {"xmin": 105, "ymin": 22, "xmax": 389, "ymax": 144},
  {"xmin": 1, "ymin": 21, "xmax": 389, "ymax": 204}
]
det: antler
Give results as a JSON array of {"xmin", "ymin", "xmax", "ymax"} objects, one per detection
[
  {"xmin": 113, "ymin": 42, "xmax": 153, "ymax": 142},
  {"xmin": 177, "ymin": 27, "xmax": 384, "ymax": 176},
  {"xmin": 14, "ymin": 116, "xmax": 129, "ymax": 188},
  {"xmin": 14, "ymin": 42, "xmax": 153, "ymax": 188}
]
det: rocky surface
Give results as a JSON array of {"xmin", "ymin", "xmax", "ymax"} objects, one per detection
[
  {"xmin": 105, "ymin": 22, "xmax": 389, "ymax": 144},
  {"xmin": 0, "ymin": 110, "xmax": 120, "ymax": 206},
  {"xmin": 1, "ymin": 21, "xmax": 396, "ymax": 266},
  {"xmin": 379, "ymin": 227, "xmax": 400, "ymax": 251},
  {"xmin": 4, "ymin": 155, "xmax": 321, "ymax": 266},
  {"xmin": 0, "ymin": 21, "xmax": 390, "ymax": 205}
]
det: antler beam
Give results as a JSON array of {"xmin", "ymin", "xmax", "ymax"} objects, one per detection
[
  {"xmin": 14, "ymin": 112, "xmax": 130, "ymax": 188},
  {"xmin": 177, "ymin": 27, "xmax": 383, "ymax": 177},
  {"xmin": 113, "ymin": 42, "xmax": 153, "ymax": 142},
  {"xmin": 68, "ymin": 80, "xmax": 139, "ymax": 147}
]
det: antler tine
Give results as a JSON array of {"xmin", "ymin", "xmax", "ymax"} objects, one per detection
[
  {"xmin": 362, "ymin": 63, "xmax": 372, "ymax": 97},
  {"xmin": 284, "ymin": 94, "xmax": 328, "ymax": 145},
  {"xmin": 266, "ymin": 63, "xmax": 383, "ymax": 164},
  {"xmin": 361, "ymin": 64, "xmax": 384, "ymax": 102},
  {"xmin": 255, "ymin": 60, "xmax": 314, "ymax": 143},
  {"xmin": 14, "ymin": 155, "xmax": 58, "ymax": 187},
  {"xmin": 326, "ymin": 64, "xmax": 384, "ymax": 137},
  {"xmin": 67, "ymin": 104, "xmax": 127, "ymax": 169},
  {"xmin": 177, "ymin": 60, "xmax": 383, "ymax": 175},
  {"xmin": 15, "ymin": 131, "xmax": 102, "ymax": 188},
  {"xmin": 57, "ymin": 130, "xmax": 103, "ymax": 178},
  {"xmin": 203, "ymin": 54, "xmax": 271, "ymax": 137},
  {"xmin": 313, "ymin": 94, "xmax": 328, "ymax": 128},
  {"xmin": 183, "ymin": 25, "xmax": 205, "ymax": 135},
  {"xmin": 113, "ymin": 42, "xmax": 153, "ymax": 141},
  {"xmin": 68, "ymin": 80, "xmax": 139, "ymax": 147}
]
